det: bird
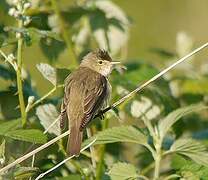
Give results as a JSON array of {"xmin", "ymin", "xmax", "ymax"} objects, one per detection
[{"xmin": 60, "ymin": 49, "xmax": 120, "ymax": 156}]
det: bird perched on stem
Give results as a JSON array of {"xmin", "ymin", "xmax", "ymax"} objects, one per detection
[{"xmin": 61, "ymin": 49, "xmax": 120, "ymax": 156}]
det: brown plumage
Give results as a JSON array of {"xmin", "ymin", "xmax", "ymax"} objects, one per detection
[{"xmin": 61, "ymin": 49, "xmax": 119, "ymax": 156}]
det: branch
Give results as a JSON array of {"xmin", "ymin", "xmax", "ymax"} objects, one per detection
[
  {"xmin": 0, "ymin": 131, "xmax": 70, "ymax": 174},
  {"xmin": 0, "ymin": 42, "xmax": 208, "ymax": 173},
  {"xmin": 26, "ymin": 85, "xmax": 63, "ymax": 113},
  {"xmin": 34, "ymin": 138, "xmax": 97, "ymax": 180},
  {"xmin": 102, "ymin": 42, "xmax": 208, "ymax": 113}
]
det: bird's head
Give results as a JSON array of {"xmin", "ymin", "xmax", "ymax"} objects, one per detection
[{"xmin": 80, "ymin": 49, "xmax": 120, "ymax": 76}]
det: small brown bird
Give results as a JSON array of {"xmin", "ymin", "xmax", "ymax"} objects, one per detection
[{"xmin": 61, "ymin": 49, "xmax": 120, "ymax": 156}]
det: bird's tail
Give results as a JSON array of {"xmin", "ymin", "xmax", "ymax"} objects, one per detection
[{"xmin": 67, "ymin": 125, "xmax": 83, "ymax": 156}]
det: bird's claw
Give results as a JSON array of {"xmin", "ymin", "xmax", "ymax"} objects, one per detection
[{"xmin": 98, "ymin": 110, "xmax": 105, "ymax": 120}]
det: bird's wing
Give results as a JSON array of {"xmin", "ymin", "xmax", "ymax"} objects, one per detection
[
  {"xmin": 80, "ymin": 72, "xmax": 108, "ymax": 130},
  {"xmin": 60, "ymin": 74, "xmax": 73, "ymax": 130}
]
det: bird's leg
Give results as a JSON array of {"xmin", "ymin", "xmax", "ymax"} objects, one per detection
[{"xmin": 97, "ymin": 110, "xmax": 105, "ymax": 120}]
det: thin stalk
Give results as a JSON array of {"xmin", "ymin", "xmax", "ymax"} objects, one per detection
[
  {"xmin": 104, "ymin": 42, "xmax": 208, "ymax": 112},
  {"xmin": 96, "ymin": 118, "xmax": 109, "ymax": 180},
  {"xmin": 153, "ymin": 139, "xmax": 162, "ymax": 180},
  {"xmin": 16, "ymin": 20, "xmax": 27, "ymax": 127},
  {"xmin": 86, "ymin": 128, "xmax": 96, "ymax": 175},
  {"xmin": 0, "ymin": 130, "xmax": 70, "ymax": 174},
  {"xmin": 51, "ymin": 0, "xmax": 78, "ymax": 67},
  {"xmin": 34, "ymin": 138, "xmax": 96, "ymax": 180},
  {"xmin": 26, "ymin": 84, "xmax": 63, "ymax": 113}
]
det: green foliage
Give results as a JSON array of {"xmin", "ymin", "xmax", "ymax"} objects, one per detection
[
  {"xmin": 5, "ymin": 129, "xmax": 47, "ymax": 144},
  {"xmin": 169, "ymin": 138, "xmax": 208, "ymax": 166},
  {"xmin": 172, "ymin": 155, "xmax": 208, "ymax": 179},
  {"xmin": 0, "ymin": 119, "xmax": 20, "ymax": 134},
  {"xmin": 83, "ymin": 126, "xmax": 148, "ymax": 147},
  {"xmin": 158, "ymin": 103, "xmax": 208, "ymax": 139},
  {"xmin": 14, "ymin": 167, "xmax": 39, "ymax": 179},
  {"xmin": 108, "ymin": 162, "xmax": 138, "ymax": 180}
]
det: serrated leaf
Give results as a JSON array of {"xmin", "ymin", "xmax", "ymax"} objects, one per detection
[
  {"xmin": 82, "ymin": 126, "xmax": 147, "ymax": 147},
  {"xmin": 14, "ymin": 166, "xmax": 39, "ymax": 179},
  {"xmin": 36, "ymin": 104, "xmax": 61, "ymax": 136},
  {"xmin": 108, "ymin": 162, "xmax": 138, "ymax": 180},
  {"xmin": 169, "ymin": 138, "xmax": 208, "ymax": 166},
  {"xmin": 0, "ymin": 119, "xmax": 20, "ymax": 135},
  {"xmin": 172, "ymin": 155, "xmax": 208, "ymax": 179},
  {"xmin": 36, "ymin": 63, "xmax": 56, "ymax": 86},
  {"xmin": 158, "ymin": 104, "xmax": 208, "ymax": 139},
  {"xmin": 5, "ymin": 129, "xmax": 47, "ymax": 144}
]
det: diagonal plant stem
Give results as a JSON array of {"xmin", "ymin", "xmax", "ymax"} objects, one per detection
[
  {"xmin": 86, "ymin": 127, "xmax": 97, "ymax": 175},
  {"xmin": 16, "ymin": 19, "xmax": 27, "ymax": 127},
  {"xmin": 1, "ymin": 42, "xmax": 208, "ymax": 173},
  {"xmin": 0, "ymin": 131, "xmax": 70, "ymax": 174},
  {"xmin": 101, "ymin": 42, "xmax": 208, "ymax": 114},
  {"xmin": 34, "ymin": 138, "xmax": 97, "ymax": 180},
  {"xmin": 96, "ymin": 118, "xmax": 109, "ymax": 180},
  {"xmin": 26, "ymin": 84, "xmax": 63, "ymax": 113}
]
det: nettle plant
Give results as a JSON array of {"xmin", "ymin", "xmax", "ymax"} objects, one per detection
[{"xmin": 0, "ymin": 0, "xmax": 208, "ymax": 179}]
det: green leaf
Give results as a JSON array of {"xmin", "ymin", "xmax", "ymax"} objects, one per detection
[
  {"xmin": 108, "ymin": 162, "xmax": 138, "ymax": 180},
  {"xmin": 36, "ymin": 63, "xmax": 56, "ymax": 86},
  {"xmin": 5, "ymin": 129, "xmax": 47, "ymax": 144},
  {"xmin": 82, "ymin": 126, "xmax": 147, "ymax": 147},
  {"xmin": 158, "ymin": 104, "xmax": 208, "ymax": 139},
  {"xmin": 36, "ymin": 104, "xmax": 61, "ymax": 136},
  {"xmin": 172, "ymin": 155, "xmax": 208, "ymax": 179},
  {"xmin": 0, "ymin": 119, "xmax": 20, "ymax": 135},
  {"xmin": 14, "ymin": 167, "xmax": 39, "ymax": 179},
  {"xmin": 169, "ymin": 138, "xmax": 208, "ymax": 166}
]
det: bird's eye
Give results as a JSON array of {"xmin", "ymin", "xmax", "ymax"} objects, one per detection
[{"xmin": 98, "ymin": 60, "xmax": 103, "ymax": 65}]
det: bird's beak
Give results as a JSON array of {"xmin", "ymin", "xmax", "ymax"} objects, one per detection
[{"xmin": 111, "ymin": 61, "xmax": 121, "ymax": 65}]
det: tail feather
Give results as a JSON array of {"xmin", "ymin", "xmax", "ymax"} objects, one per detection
[{"xmin": 67, "ymin": 126, "xmax": 83, "ymax": 156}]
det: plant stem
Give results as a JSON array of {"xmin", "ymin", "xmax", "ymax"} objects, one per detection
[
  {"xmin": 51, "ymin": 0, "xmax": 78, "ymax": 67},
  {"xmin": 153, "ymin": 139, "xmax": 162, "ymax": 180},
  {"xmin": 16, "ymin": 19, "xmax": 27, "ymax": 127},
  {"xmin": 26, "ymin": 84, "xmax": 63, "ymax": 112},
  {"xmin": 86, "ymin": 128, "xmax": 96, "ymax": 175},
  {"xmin": 96, "ymin": 118, "xmax": 109, "ymax": 180}
]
